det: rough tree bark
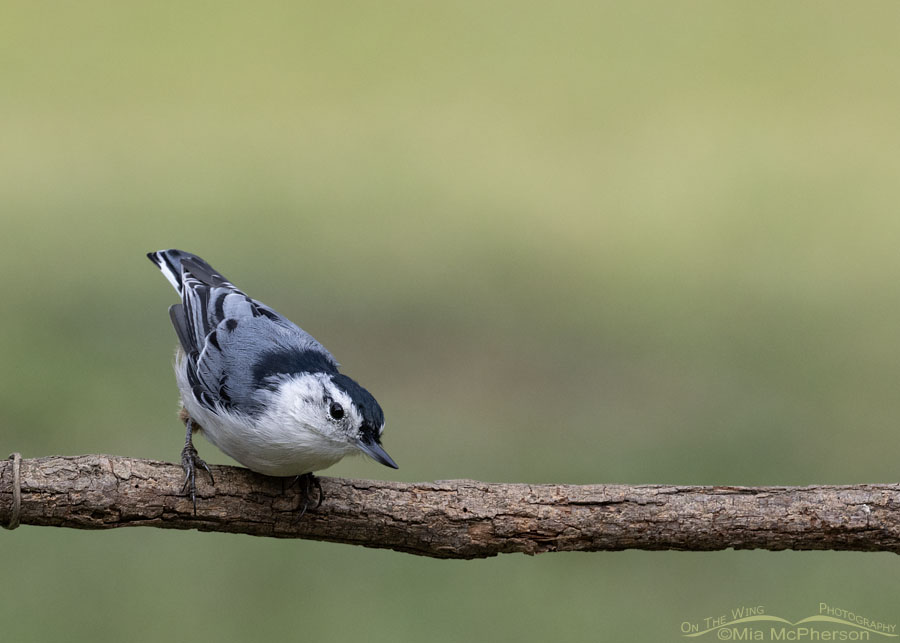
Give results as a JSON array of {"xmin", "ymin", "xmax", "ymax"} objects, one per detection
[{"xmin": 1, "ymin": 454, "xmax": 898, "ymax": 558}]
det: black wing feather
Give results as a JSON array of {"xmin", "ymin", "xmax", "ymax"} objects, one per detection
[{"xmin": 168, "ymin": 304, "xmax": 193, "ymax": 355}]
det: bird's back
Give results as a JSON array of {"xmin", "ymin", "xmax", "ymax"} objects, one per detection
[{"xmin": 148, "ymin": 249, "xmax": 337, "ymax": 415}]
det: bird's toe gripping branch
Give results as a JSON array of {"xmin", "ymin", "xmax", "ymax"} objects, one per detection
[{"xmin": 180, "ymin": 419, "xmax": 214, "ymax": 515}]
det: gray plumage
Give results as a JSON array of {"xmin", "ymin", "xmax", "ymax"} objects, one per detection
[{"xmin": 152, "ymin": 250, "xmax": 336, "ymax": 415}]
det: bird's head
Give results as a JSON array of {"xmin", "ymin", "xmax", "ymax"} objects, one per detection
[
  {"xmin": 326, "ymin": 373, "xmax": 397, "ymax": 468},
  {"xmin": 273, "ymin": 371, "xmax": 397, "ymax": 469}
]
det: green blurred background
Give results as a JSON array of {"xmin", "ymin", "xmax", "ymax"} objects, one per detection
[{"xmin": 2, "ymin": 2, "xmax": 900, "ymax": 641}]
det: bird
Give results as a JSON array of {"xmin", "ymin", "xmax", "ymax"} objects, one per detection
[{"xmin": 147, "ymin": 249, "xmax": 397, "ymax": 514}]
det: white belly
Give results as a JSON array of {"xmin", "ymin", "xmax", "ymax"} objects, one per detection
[
  {"xmin": 174, "ymin": 352, "xmax": 356, "ymax": 477},
  {"xmin": 181, "ymin": 393, "xmax": 355, "ymax": 476}
]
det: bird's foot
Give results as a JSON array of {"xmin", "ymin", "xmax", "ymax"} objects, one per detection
[
  {"xmin": 286, "ymin": 472, "xmax": 324, "ymax": 517},
  {"xmin": 180, "ymin": 432, "xmax": 214, "ymax": 516}
]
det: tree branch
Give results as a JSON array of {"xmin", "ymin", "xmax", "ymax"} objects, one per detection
[{"xmin": 2, "ymin": 454, "xmax": 898, "ymax": 558}]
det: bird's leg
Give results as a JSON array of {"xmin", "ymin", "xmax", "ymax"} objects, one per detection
[
  {"xmin": 180, "ymin": 417, "xmax": 214, "ymax": 515},
  {"xmin": 290, "ymin": 472, "xmax": 324, "ymax": 517}
]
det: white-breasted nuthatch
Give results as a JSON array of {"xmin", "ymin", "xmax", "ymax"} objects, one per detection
[{"xmin": 148, "ymin": 249, "xmax": 397, "ymax": 513}]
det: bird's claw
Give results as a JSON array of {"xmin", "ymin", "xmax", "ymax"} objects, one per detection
[
  {"xmin": 288, "ymin": 472, "xmax": 324, "ymax": 517},
  {"xmin": 181, "ymin": 441, "xmax": 214, "ymax": 515}
]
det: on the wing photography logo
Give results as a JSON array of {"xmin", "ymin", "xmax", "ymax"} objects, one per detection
[{"xmin": 680, "ymin": 603, "xmax": 897, "ymax": 640}]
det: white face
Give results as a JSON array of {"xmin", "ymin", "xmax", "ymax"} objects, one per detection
[
  {"xmin": 257, "ymin": 371, "xmax": 397, "ymax": 470},
  {"xmin": 271, "ymin": 373, "xmax": 370, "ymax": 444}
]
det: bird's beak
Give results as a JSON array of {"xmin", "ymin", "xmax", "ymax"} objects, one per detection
[{"xmin": 357, "ymin": 438, "xmax": 399, "ymax": 469}]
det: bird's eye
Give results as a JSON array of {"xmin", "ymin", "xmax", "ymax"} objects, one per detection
[{"xmin": 329, "ymin": 402, "xmax": 344, "ymax": 420}]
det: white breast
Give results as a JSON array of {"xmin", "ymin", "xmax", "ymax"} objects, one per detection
[{"xmin": 174, "ymin": 350, "xmax": 357, "ymax": 476}]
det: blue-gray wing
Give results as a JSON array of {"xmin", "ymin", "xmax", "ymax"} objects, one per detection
[{"xmin": 149, "ymin": 249, "xmax": 337, "ymax": 414}]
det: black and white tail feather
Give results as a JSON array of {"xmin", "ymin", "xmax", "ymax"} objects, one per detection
[{"xmin": 148, "ymin": 249, "xmax": 397, "ymax": 515}]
